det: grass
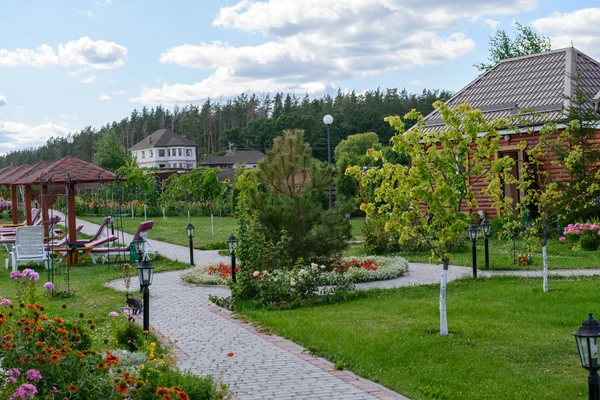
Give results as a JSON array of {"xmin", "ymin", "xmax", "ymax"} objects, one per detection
[
  {"xmin": 237, "ymin": 275, "xmax": 597, "ymax": 399},
  {"xmin": 80, "ymin": 215, "xmax": 366, "ymax": 248},
  {"xmin": 0, "ymin": 247, "xmax": 188, "ymax": 348},
  {"xmin": 399, "ymin": 236, "xmax": 600, "ymax": 270}
]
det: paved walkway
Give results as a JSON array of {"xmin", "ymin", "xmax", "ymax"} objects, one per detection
[{"xmin": 73, "ymin": 214, "xmax": 600, "ymax": 399}]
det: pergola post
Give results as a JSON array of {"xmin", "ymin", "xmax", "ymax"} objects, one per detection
[
  {"xmin": 41, "ymin": 186, "xmax": 49, "ymax": 238},
  {"xmin": 67, "ymin": 181, "xmax": 77, "ymax": 265},
  {"xmin": 24, "ymin": 186, "xmax": 32, "ymax": 225},
  {"xmin": 11, "ymin": 185, "xmax": 18, "ymax": 225}
]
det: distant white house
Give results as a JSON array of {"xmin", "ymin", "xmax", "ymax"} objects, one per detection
[
  {"xmin": 129, "ymin": 129, "xmax": 197, "ymax": 169},
  {"xmin": 199, "ymin": 150, "xmax": 265, "ymax": 169}
]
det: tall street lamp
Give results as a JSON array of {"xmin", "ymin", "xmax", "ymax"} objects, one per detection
[
  {"xmin": 132, "ymin": 234, "xmax": 145, "ymax": 291},
  {"xmin": 467, "ymin": 224, "xmax": 479, "ymax": 278},
  {"xmin": 574, "ymin": 313, "xmax": 600, "ymax": 400},
  {"xmin": 186, "ymin": 222, "xmax": 195, "ymax": 267},
  {"xmin": 323, "ymin": 114, "xmax": 333, "ymax": 209},
  {"xmin": 136, "ymin": 258, "xmax": 154, "ymax": 333},
  {"xmin": 227, "ymin": 234, "xmax": 238, "ymax": 283},
  {"xmin": 67, "ymin": 136, "xmax": 74, "ymax": 157},
  {"xmin": 480, "ymin": 219, "xmax": 492, "ymax": 270}
]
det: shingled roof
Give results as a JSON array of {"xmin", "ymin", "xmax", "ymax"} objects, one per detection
[
  {"xmin": 129, "ymin": 129, "xmax": 196, "ymax": 151},
  {"xmin": 15, "ymin": 157, "xmax": 121, "ymax": 185},
  {"xmin": 199, "ymin": 150, "xmax": 265, "ymax": 167},
  {"xmin": 421, "ymin": 47, "xmax": 600, "ymax": 132}
]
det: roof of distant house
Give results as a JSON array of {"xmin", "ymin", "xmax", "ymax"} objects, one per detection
[
  {"xmin": 129, "ymin": 129, "xmax": 196, "ymax": 150},
  {"xmin": 420, "ymin": 47, "xmax": 600, "ymax": 132},
  {"xmin": 200, "ymin": 150, "xmax": 265, "ymax": 166}
]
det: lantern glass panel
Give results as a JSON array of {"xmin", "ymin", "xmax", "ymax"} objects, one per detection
[
  {"xmin": 481, "ymin": 219, "xmax": 492, "ymax": 236},
  {"xmin": 468, "ymin": 225, "xmax": 479, "ymax": 242},
  {"xmin": 227, "ymin": 234, "xmax": 238, "ymax": 255},
  {"xmin": 186, "ymin": 223, "xmax": 195, "ymax": 239}
]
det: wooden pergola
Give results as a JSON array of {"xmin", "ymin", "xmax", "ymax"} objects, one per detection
[{"xmin": 1, "ymin": 157, "xmax": 125, "ymax": 264}]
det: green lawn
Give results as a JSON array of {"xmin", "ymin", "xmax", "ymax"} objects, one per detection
[
  {"xmin": 400, "ymin": 237, "xmax": 600, "ymax": 270},
  {"xmin": 238, "ymin": 276, "xmax": 597, "ymax": 400},
  {"xmin": 81, "ymin": 215, "xmax": 366, "ymax": 248}
]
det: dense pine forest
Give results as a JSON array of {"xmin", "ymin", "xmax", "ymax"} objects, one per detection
[{"xmin": 0, "ymin": 88, "xmax": 451, "ymax": 167}]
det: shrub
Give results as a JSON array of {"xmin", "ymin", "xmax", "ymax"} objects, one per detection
[
  {"xmin": 362, "ymin": 216, "xmax": 403, "ymax": 255},
  {"xmin": 580, "ymin": 231, "xmax": 600, "ymax": 251},
  {"xmin": 115, "ymin": 321, "xmax": 144, "ymax": 351},
  {"xmin": 560, "ymin": 223, "xmax": 600, "ymax": 250},
  {"xmin": 201, "ymin": 241, "xmax": 228, "ymax": 250}
]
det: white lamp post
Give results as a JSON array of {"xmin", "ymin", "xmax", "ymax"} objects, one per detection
[{"xmin": 67, "ymin": 136, "xmax": 74, "ymax": 157}]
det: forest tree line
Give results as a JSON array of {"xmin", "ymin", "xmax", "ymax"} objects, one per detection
[{"xmin": 0, "ymin": 88, "xmax": 452, "ymax": 167}]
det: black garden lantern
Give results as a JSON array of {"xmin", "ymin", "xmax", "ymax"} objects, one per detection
[
  {"xmin": 186, "ymin": 222, "xmax": 195, "ymax": 267},
  {"xmin": 227, "ymin": 234, "xmax": 238, "ymax": 283},
  {"xmin": 467, "ymin": 224, "xmax": 479, "ymax": 278},
  {"xmin": 136, "ymin": 258, "xmax": 154, "ymax": 333},
  {"xmin": 574, "ymin": 313, "xmax": 600, "ymax": 400},
  {"xmin": 480, "ymin": 219, "xmax": 492, "ymax": 270},
  {"xmin": 132, "ymin": 234, "xmax": 145, "ymax": 263}
]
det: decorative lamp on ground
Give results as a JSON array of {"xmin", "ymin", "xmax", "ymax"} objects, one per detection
[
  {"xmin": 136, "ymin": 258, "xmax": 154, "ymax": 333},
  {"xmin": 323, "ymin": 114, "xmax": 334, "ymax": 209},
  {"xmin": 186, "ymin": 222, "xmax": 195, "ymax": 267},
  {"xmin": 227, "ymin": 234, "xmax": 238, "ymax": 283},
  {"xmin": 467, "ymin": 223, "xmax": 479, "ymax": 278},
  {"xmin": 480, "ymin": 219, "xmax": 492, "ymax": 270},
  {"xmin": 67, "ymin": 136, "xmax": 74, "ymax": 157},
  {"xmin": 132, "ymin": 234, "xmax": 145, "ymax": 263},
  {"xmin": 574, "ymin": 313, "xmax": 600, "ymax": 400}
]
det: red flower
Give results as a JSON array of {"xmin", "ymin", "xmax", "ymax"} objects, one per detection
[{"xmin": 227, "ymin": 352, "xmax": 234, "ymax": 357}]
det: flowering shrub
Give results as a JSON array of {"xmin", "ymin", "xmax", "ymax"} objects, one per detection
[
  {"xmin": 518, "ymin": 254, "xmax": 533, "ymax": 266},
  {"xmin": 181, "ymin": 262, "xmax": 238, "ymax": 285},
  {"xmin": 0, "ymin": 200, "xmax": 11, "ymax": 212},
  {"xmin": 560, "ymin": 223, "xmax": 600, "ymax": 251},
  {"xmin": 10, "ymin": 269, "xmax": 40, "ymax": 305}
]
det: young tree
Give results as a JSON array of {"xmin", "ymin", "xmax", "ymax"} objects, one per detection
[
  {"xmin": 249, "ymin": 129, "xmax": 351, "ymax": 264},
  {"xmin": 348, "ymin": 102, "xmax": 505, "ymax": 335},
  {"xmin": 93, "ymin": 129, "xmax": 132, "ymax": 172},
  {"xmin": 475, "ymin": 22, "xmax": 551, "ymax": 72}
]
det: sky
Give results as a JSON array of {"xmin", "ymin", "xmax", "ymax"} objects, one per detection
[{"xmin": 1, "ymin": 0, "xmax": 599, "ymax": 153}]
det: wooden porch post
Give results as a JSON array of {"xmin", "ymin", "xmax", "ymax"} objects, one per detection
[
  {"xmin": 24, "ymin": 186, "xmax": 32, "ymax": 225},
  {"xmin": 11, "ymin": 185, "xmax": 18, "ymax": 224}
]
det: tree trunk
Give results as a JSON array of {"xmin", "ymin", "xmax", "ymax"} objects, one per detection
[
  {"xmin": 440, "ymin": 258, "xmax": 449, "ymax": 336},
  {"xmin": 542, "ymin": 218, "xmax": 548, "ymax": 292}
]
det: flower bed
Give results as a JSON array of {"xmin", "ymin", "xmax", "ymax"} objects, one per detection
[
  {"xmin": 181, "ymin": 262, "xmax": 237, "ymax": 285},
  {"xmin": 560, "ymin": 223, "xmax": 600, "ymax": 251},
  {"xmin": 183, "ymin": 256, "xmax": 408, "ymax": 286}
]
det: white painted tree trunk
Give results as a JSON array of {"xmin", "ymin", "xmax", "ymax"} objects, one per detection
[
  {"xmin": 211, "ymin": 212, "xmax": 215, "ymax": 237},
  {"xmin": 131, "ymin": 202, "xmax": 134, "ymax": 219},
  {"xmin": 162, "ymin": 207, "xmax": 166, "ymax": 222},
  {"xmin": 440, "ymin": 268, "xmax": 449, "ymax": 336},
  {"xmin": 144, "ymin": 204, "xmax": 147, "ymax": 221},
  {"xmin": 542, "ymin": 245, "xmax": 548, "ymax": 292}
]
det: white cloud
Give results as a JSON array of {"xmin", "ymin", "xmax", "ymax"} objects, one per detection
[
  {"xmin": 135, "ymin": 0, "xmax": 537, "ymax": 104},
  {"xmin": 0, "ymin": 96, "xmax": 6, "ymax": 107},
  {"xmin": 99, "ymin": 90, "xmax": 127, "ymax": 101},
  {"xmin": 81, "ymin": 75, "xmax": 96, "ymax": 84},
  {"xmin": 0, "ymin": 37, "xmax": 127, "ymax": 69},
  {"xmin": 485, "ymin": 18, "xmax": 499, "ymax": 31},
  {"xmin": 409, "ymin": 80, "xmax": 425, "ymax": 86},
  {"xmin": 0, "ymin": 120, "xmax": 70, "ymax": 152},
  {"xmin": 532, "ymin": 8, "xmax": 600, "ymax": 57}
]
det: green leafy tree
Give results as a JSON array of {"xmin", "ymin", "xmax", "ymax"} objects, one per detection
[
  {"xmin": 92, "ymin": 129, "xmax": 132, "ymax": 172},
  {"xmin": 475, "ymin": 22, "xmax": 551, "ymax": 72},
  {"xmin": 348, "ymin": 102, "xmax": 505, "ymax": 335},
  {"xmin": 249, "ymin": 129, "xmax": 351, "ymax": 265}
]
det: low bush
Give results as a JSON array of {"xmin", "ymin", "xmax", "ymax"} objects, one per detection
[
  {"xmin": 362, "ymin": 216, "xmax": 402, "ymax": 255},
  {"xmin": 560, "ymin": 223, "xmax": 600, "ymax": 250},
  {"xmin": 201, "ymin": 241, "xmax": 229, "ymax": 250},
  {"xmin": 320, "ymin": 256, "xmax": 408, "ymax": 284}
]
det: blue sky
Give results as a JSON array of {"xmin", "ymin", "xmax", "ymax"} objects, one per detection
[{"xmin": 1, "ymin": 0, "xmax": 599, "ymax": 153}]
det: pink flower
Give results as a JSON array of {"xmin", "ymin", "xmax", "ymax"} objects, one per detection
[
  {"xmin": 290, "ymin": 280, "xmax": 296, "ymax": 287},
  {"xmin": 108, "ymin": 311, "xmax": 119, "ymax": 317},
  {"xmin": 1, "ymin": 299, "xmax": 13, "ymax": 306},
  {"xmin": 43, "ymin": 282, "xmax": 54, "ymax": 291},
  {"xmin": 559, "ymin": 236, "xmax": 566, "ymax": 242},
  {"xmin": 253, "ymin": 271, "xmax": 260, "ymax": 277},
  {"xmin": 26, "ymin": 369, "xmax": 42, "ymax": 381},
  {"xmin": 262, "ymin": 270, "xmax": 269, "ymax": 276}
]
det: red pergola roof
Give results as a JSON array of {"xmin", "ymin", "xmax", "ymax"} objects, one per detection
[
  {"xmin": 0, "ymin": 164, "xmax": 32, "ymax": 185},
  {"xmin": 0, "ymin": 166, "xmax": 20, "ymax": 184},
  {"xmin": 15, "ymin": 157, "xmax": 123, "ymax": 185},
  {"xmin": 15, "ymin": 161, "xmax": 50, "ymax": 185}
]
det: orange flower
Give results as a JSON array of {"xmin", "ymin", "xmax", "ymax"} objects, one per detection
[
  {"xmin": 68, "ymin": 385, "xmax": 78, "ymax": 393},
  {"xmin": 115, "ymin": 381, "xmax": 129, "ymax": 393},
  {"xmin": 227, "ymin": 352, "xmax": 234, "ymax": 357},
  {"xmin": 49, "ymin": 354, "xmax": 60, "ymax": 364}
]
